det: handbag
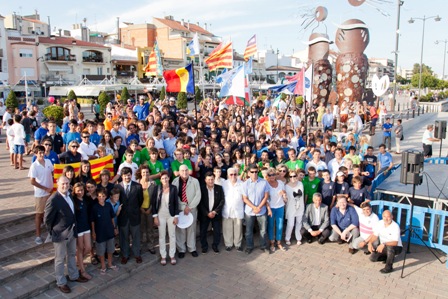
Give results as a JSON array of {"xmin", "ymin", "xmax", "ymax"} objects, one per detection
[{"xmin": 400, "ymin": 134, "xmax": 404, "ymax": 141}]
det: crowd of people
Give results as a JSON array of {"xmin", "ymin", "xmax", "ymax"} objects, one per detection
[{"xmin": 0, "ymin": 91, "xmax": 405, "ymax": 294}]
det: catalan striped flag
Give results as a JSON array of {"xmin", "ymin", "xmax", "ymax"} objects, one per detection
[
  {"xmin": 259, "ymin": 116, "xmax": 272, "ymax": 135},
  {"xmin": 163, "ymin": 63, "xmax": 195, "ymax": 94},
  {"xmin": 243, "ymin": 35, "xmax": 257, "ymax": 61},
  {"xmin": 145, "ymin": 41, "xmax": 163, "ymax": 77},
  {"xmin": 205, "ymin": 41, "xmax": 233, "ymax": 71},
  {"xmin": 53, "ymin": 155, "xmax": 115, "ymax": 190}
]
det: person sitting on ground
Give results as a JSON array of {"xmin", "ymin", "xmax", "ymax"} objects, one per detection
[
  {"xmin": 301, "ymin": 193, "xmax": 331, "ymax": 244},
  {"xmin": 329, "ymin": 196, "xmax": 360, "ymax": 250},
  {"xmin": 349, "ymin": 201, "xmax": 379, "ymax": 254},
  {"xmin": 367, "ymin": 210, "xmax": 403, "ymax": 274}
]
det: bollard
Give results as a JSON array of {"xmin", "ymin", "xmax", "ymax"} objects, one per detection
[
  {"xmin": 417, "ymin": 107, "xmax": 420, "ymax": 116},
  {"xmin": 412, "ymin": 109, "xmax": 415, "ymax": 118},
  {"xmin": 398, "ymin": 103, "xmax": 400, "ymax": 112},
  {"xmin": 406, "ymin": 110, "xmax": 409, "ymax": 120}
]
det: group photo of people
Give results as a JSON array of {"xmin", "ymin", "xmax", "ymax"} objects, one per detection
[{"xmin": 0, "ymin": 89, "xmax": 405, "ymax": 294}]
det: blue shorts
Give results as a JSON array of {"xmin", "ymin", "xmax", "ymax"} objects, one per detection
[
  {"xmin": 25, "ymin": 134, "xmax": 31, "ymax": 143},
  {"xmin": 13, "ymin": 145, "xmax": 25, "ymax": 154}
]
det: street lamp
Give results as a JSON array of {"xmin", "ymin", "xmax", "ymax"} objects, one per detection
[
  {"xmin": 435, "ymin": 39, "xmax": 448, "ymax": 80},
  {"xmin": 392, "ymin": 0, "xmax": 404, "ymax": 112},
  {"xmin": 408, "ymin": 15, "xmax": 441, "ymax": 102},
  {"xmin": 276, "ymin": 48, "xmax": 279, "ymax": 83}
]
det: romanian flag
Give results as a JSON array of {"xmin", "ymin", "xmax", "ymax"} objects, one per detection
[
  {"xmin": 259, "ymin": 116, "xmax": 272, "ymax": 135},
  {"xmin": 243, "ymin": 35, "xmax": 257, "ymax": 61},
  {"xmin": 53, "ymin": 155, "xmax": 115, "ymax": 190},
  {"xmin": 205, "ymin": 41, "xmax": 233, "ymax": 71},
  {"xmin": 145, "ymin": 41, "xmax": 163, "ymax": 77},
  {"xmin": 163, "ymin": 63, "xmax": 195, "ymax": 94}
]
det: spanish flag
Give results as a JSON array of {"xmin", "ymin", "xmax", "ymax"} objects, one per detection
[
  {"xmin": 53, "ymin": 155, "xmax": 115, "ymax": 190},
  {"xmin": 259, "ymin": 116, "xmax": 272, "ymax": 135},
  {"xmin": 205, "ymin": 41, "xmax": 233, "ymax": 71},
  {"xmin": 243, "ymin": 35, "xmax": 257, "ymax": 61},
  {"xmin": 163, "ymin": 63, "xmax": 195, "ymax": 94}
]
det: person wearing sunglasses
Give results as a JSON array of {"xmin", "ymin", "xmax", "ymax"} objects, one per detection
[
  {"xmin": 242, "ymin": 164, "xmax": 269, "ymax": 254},
  {"xmin": 78, "ymin": 132, "xmax": 99, "ymax": 161},
  {"xmin": 59, "ymin": 141, "xmax": 82, "ymax": 164},
  {"xmin": 32, "ymin": 137, "xmax": 59, "ymax": 165},
  {"xmin": 285, "ymin": 169, "xmax": 305, "ymax": 246}
]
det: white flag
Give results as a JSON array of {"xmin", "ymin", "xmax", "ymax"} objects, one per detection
[
  {"xmin": 304, "ymin": 65, "xmax": 313, "ymax": 103},
  {"xmin": 187, "ymin": 32, "xmax": 200, "ymax": 56},
  {"xmin": 220, "ymin": 65, "xmax": 245, "ymax": 98}
]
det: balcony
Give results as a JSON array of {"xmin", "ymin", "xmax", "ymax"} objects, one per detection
[
  {"xmin": 82, "ymin": 56, "xmax": 104, "ymax": 63},
  {"xmin": 45, "ymin": 53, "xmax": 76, "ymax": 62}
]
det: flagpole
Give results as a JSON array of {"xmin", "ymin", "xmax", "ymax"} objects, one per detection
[
  {"xmin": 304, "ymin": 95, "xmax": 308, "ymax": 142},
  {"xmin": 190, "ymin": 61, "xmax": 200, "ymax": 148},
  {"xmin": 198, "ymin": 53, "xmax": 206, "ymax": 101},
  {"xmin": 271, "ymin": 94, "xmax": 294, "ymax": 140}
]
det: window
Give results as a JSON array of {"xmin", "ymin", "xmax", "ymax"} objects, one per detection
[
  {"xmin": 19, "ymin": 49, "xmax": 33, "ymax": 58},
  {"xmin": 0, "ymin": 59, "xmax": 2, "ymax": 72},
  {"xmin": 82, "ymin": 50, "xmax": 103, "ymax": 63},
  {"xmin": 106, "ymin": 68, "xmax": 110, "ymax": 74},
  {"xmin": 46, "ymin": 47, "xmax": 74, "ymax": 61},
  {"xmin": 97, "ymin": 67, "xmax": 103, "ymax": 75}
]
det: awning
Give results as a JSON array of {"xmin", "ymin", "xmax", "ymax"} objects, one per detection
[
  {"xmin": 45, "ymin": 64, "xmax": 72, "ymax": 72},
  {"xmin": 49, "ymin": 86, "xmax": 69, "ymax": 96}
]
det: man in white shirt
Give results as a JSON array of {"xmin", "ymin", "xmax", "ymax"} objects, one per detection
[
  {"xmin": 367, "ymin": 210, "xmax": 403, "ymax": 273},
  {"xmin": 422, "ymin": 124, "xmax": 440, "ymax": 158},
  {"xmin": 305, "ymin": 150, "xmax": 328, "ymax": 174},
  {"xmin": 29, "ymin": 145, "xmax": 54, "ymax": 244},
  {"xmin": 222, "ymin": 167, "xmax": 245, "ymax": 251},
  {"xmin": 78, "ymin": 132, "xmax": 98, "ymax": 160},
  {"xmin": 349, "ymin": 202, "xmax": 379, "ymax": 254},
  {"xmin": 328, "ymin": 148, "xmax": 345, "ymax": 181},
  {"xmin": 8, "ymin": 114, "xmax": 27, "ymax": 170}
]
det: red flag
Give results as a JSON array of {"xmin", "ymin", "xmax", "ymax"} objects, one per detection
[{"xmin": 293, "ymin": 68, "xmax": 305, "ymax": 95}]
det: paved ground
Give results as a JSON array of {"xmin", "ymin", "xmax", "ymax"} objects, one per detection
[{"xmin": 0, "ymin": 109, "xmax": 447, "ymax": 299}]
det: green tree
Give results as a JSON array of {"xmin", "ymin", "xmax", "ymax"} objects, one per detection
[
  {"xmin": 411, "ymin": 73, "xmax": 439, "ymax": 88},
  {"xmin": 412, "ymin": 63, "xmax": 433, "ymax": 75},
  {"xmin": 194, "ymin": 86, "xmax": 202, "ymax": 103},
  {"xmin": 177, "ymin": 92, "xmax": 187, "ymax": 109},
  {"xmin": 5, "ymin": 91, "xmax": 18, "ymax": 109},
  {"xmin": 396, "ymin": 75, "xmax": 410, "ymax": 85},
  {"xmin": 43, "ymin": 105, "xmax": 64, "ymax": 124},
  {"xmin": 160, "ymin": 86, "xmax": 166, "ymax": 101},
  {"xmin": 98, "ymin": 92, "xmax": 110, "ymax": 118},
  {"xmin": 120, "ymin": 87, "xmax": 131, "ymax": 104},
  {"xmin": 67, "ymin": 90, "xmax": 77, "ymax": 102}
]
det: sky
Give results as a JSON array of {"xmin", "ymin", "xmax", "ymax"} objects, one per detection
[{"xmin": 2, "ymin": 0, "xmax": 448, "ymax": 77}]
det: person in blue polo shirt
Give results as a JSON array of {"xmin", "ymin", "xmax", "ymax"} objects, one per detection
[
  {"xmin": 133, "ymin": 96, "xmax": 150, "ymax": 120},
  {"xmin": 329, "ymin": 196, "xmax": 360, "ymax": 251},
  {"xmin": 32, "ymin": 137, "xmax": 60, "ymax": 165},
  {"xmin": 377, "ymin": 143, "xmax": 394, "ymax": 175},
  {"xmin": 382, "ymin": 118, "xmax": 393, "ymax": 151}
]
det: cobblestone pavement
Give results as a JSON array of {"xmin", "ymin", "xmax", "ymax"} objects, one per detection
[{"xmin": 93, "ymin": 238, "xmax": 448, "ymax": 299}]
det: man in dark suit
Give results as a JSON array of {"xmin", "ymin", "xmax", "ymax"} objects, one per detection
[
  {"xmin": 117, "ymin": 167, "xmax": 144, "ymax": 264},
  {"xmin": 300, "ymin": 192, "xmax": 331, "ymax": 244},
  {"xmin": 199, "ymin": 172, "xmax": 225, "ymax": 254},
  {"xmin": 44, "ymin": 176, "xmax": 88, "ymax": 294}
]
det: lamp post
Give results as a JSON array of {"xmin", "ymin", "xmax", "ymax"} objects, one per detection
[
  {"xmin": 276, "ymin": 48, "xmax": 279, "ymax": 83},
  {"xmin": 408, "ymin": 15, "xmax": 441, "ymax": 102},
  {"xmin": 392, "ymin": 0, "xmax": 404, "ymax": 112},
  {"xmin": 435, "ymin": 39, "xmax": 448, "ymax": 80}
]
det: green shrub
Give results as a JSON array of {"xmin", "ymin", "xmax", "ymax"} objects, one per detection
[
  {"xmin": 98, "ymin": 92, "xmax": 110, "ymax": 117},
  {"xmin": 5, "ymin": 91, "xmax": 18, "ymax": 109},
  {"xmin": 36, "ymin": 98, "xmax": 44, "ymax": 105},
  {"xmin": 67, "ymin": 90, "xmax": 77, "ymax": 102},
  {"xmin": 43, "ymin": 105, "xmax": 64, "ymax": 123},
  {"xmin": 195, "ymin": 86, "xmax": 202, "ymax": 103},
  {"xmin": 120, "ymin": 87, "xmax": 130, "ymax": 104},
  {"xmin": 296, "ymin": 96, "xmax": 304, "ymax": 105},
  {"xmin": 177, "ymin": 92, "xmax": 187, "ymax": 109}
]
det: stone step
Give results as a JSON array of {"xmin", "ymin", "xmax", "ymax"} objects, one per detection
[
  {"xmin": 0, "ymin": 251, "xmax": 158, "ymax": 299},
  {"xmin": 0, "ymin": 214, "xmax": 35, "ymax": 229},
  {"xmin": 0, "ymin": 233, "xmax": 52, "ymax": 263},
  {"xmin": 0, "ymin": 247, "xmax": 55, "ymax": 285},
  {"xmin": 0, "ymin": 218, "xmax": 41, "ymax": 245}
]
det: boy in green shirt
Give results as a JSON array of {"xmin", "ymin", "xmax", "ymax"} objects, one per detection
[
  {"xmin": 285, "ymin": 148, "xmax": 304, "ymax": 170},
  {"xmin": 147, "ymin": 147, "xmax": 164, "ymax": 185},
  {"xmin": 121, "ymin": 139, "xmax": 143, "ymax": 166},
  {"xmin": 171, "ymin": 148, "xmax": 193, "ymax": 178},
  {"xmin": 303, "ymin": 166, "xmax": 321, "ymax": 204}
]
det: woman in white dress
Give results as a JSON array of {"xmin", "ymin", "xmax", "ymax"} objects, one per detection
[{"xmin": 285, "ymin": 169, "xmax": 305, "ymax": 246}]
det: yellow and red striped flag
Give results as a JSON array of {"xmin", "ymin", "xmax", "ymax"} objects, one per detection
[
  {"xmin": 259, "ymin": 116, "xmax": 272, "ymax": 135},
  {"xmin": 205, "ymin": 41, "xmax": 233, "ymax": 71},
  {"xmin": 53, "ymin": 155, "xmax": 115, "ymax": 190},
  {"xmin": 145, "ymin": 41, "xmax": 163, "ymax": 76},
  {"xmin": 243, "ymin": 35, "xmax": 257, "ymax": 61}
]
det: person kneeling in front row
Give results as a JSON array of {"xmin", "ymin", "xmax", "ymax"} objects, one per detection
[
  {"xmin": 367, "ymin": 210, "xmax": 403, "ymax": 274},
  {"xmin": 301, "ymin": 193, "xmax": 331, "ymax": 244}
]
